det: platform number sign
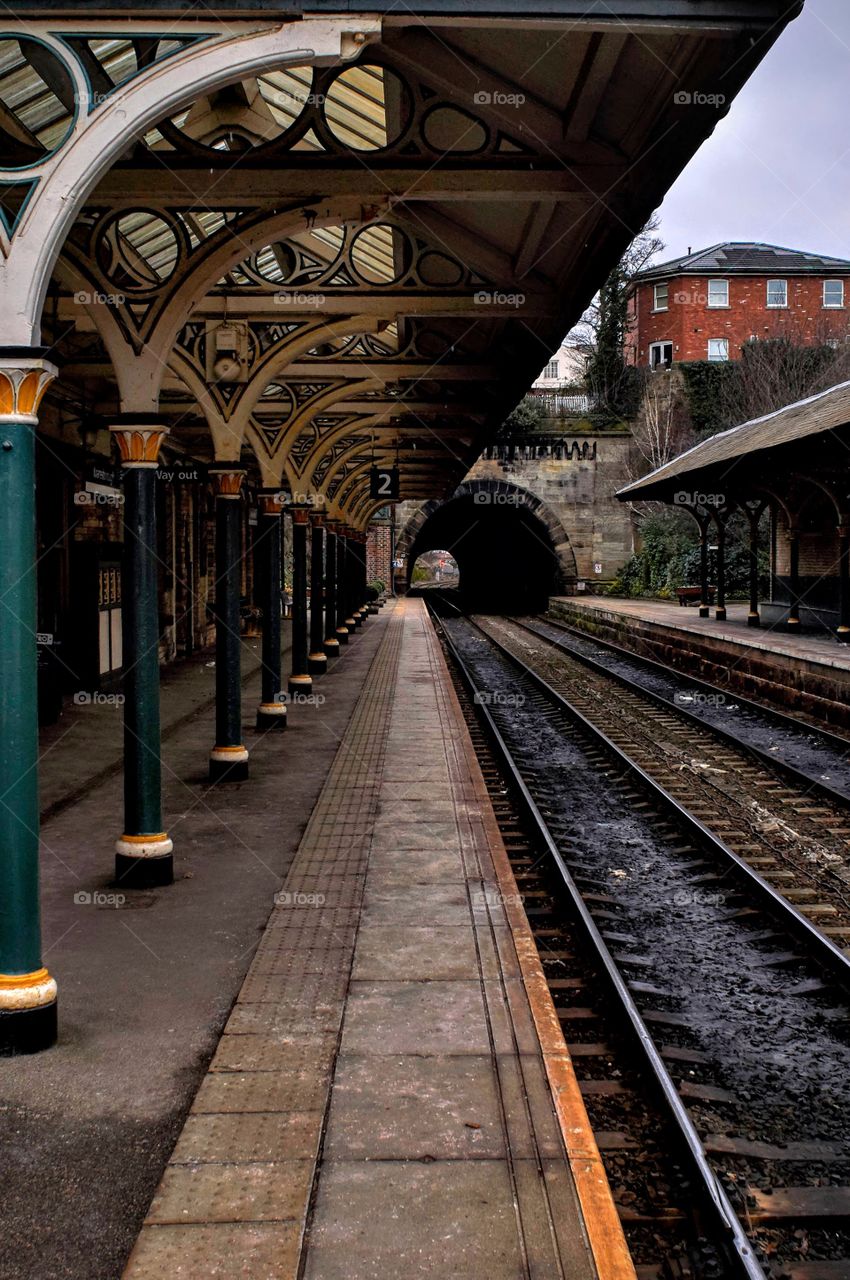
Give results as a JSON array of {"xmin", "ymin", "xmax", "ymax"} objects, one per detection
[{"xmin": 370, "ymin": 465, "xmax": 400, "ymax": 501}]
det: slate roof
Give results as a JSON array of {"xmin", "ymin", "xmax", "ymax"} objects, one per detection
[
  {"xmin": 617, "ymin": 380, "xmax": 850, "ymax": 500},
  {"xmin": 635, "ymin": 242, "xmax": 850, "ymax": 281}
]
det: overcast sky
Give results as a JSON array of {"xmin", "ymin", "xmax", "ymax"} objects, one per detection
[{"xmin": 654, "ymin": 0, "xmax": 850, "ymax": 263}]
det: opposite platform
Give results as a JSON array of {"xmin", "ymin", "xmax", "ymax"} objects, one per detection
[
  {"xmin": 123, "ymin": 597, "xmax": 632, "ymax": 1280},
  {"xmin": 551, "ymin": 595, "xmax": 850, "ymax": 731}
]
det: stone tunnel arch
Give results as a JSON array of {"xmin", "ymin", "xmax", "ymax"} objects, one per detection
[{"xmin": 398, "ymin": 480, "xmax": 578, "ymax": 612}]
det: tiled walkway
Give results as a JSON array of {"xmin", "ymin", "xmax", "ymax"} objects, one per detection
[{"xmin": 123, "ymin": 599, "xmax": 627, "ymax": 1280}]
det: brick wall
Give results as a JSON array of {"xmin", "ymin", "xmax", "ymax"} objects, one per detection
[
  {"xmin": 629, "ymin": 274, "xmax": 850, "ymax": 366},
  {"xmin": 367, "ymin": 523, "xmax": 393, "ymax": 587}
]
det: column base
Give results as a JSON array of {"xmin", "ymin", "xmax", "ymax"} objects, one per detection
[
  {"xmin": 837, "ymin": 626, "xmax": 850, "ymax": 643},
  {"xmin": 336, "ymin": 626, "xmax": 349, "ymax": 645},
  {"xmin": 308, "ymin": 652, "xmax": 328, "ymax": 675},
  {"xmin": 715, "ymin": 607, "xmax": 727, "ymax": 621},
  {"xmin": 698, "ymin": 606, "xmax": 710, "ymax": 618},
  {"xmin": 747, "ymin": 612, "xmax": 761, "ymax": 628},
  {"xmin": 256, "ymin": 701, "xmax": 287, "ymax": 731},
  {"xmin": 346, "ymin": 616, "xmax": 359, "ymax": 632},
  {"xmin": 115, "ymin": 833, "xmax": 174, "ymax": 888},
  {"xmin": 786, "ymin": 617, "xmax": 801, "ymax": 630},
  {"xmin": 209, "ymin": 745, "xmax": 250, "ymax": 783},
  {"xmin": 324, "ymin": 637, "xmax": 341, "ymax": 658},
  {"xmin": 0, "ymin": 1001, "xmax": 58, "ymax": 1056},
  {"xmin": 288, "ymin": 674, "xmax": 313, "ymax": 697},
  {"xmin": 368, "ymin": 603, "xmax": 379, "ymax": 615}
]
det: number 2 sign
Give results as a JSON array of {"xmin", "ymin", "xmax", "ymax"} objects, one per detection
[{"xmin": 370, "ymin": 466, "xmax": 400, "ymax": 501}]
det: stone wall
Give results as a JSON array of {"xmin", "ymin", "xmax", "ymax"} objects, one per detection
[{"xmin": 462, "ymin": 429, "xmax": 636, "ymax": 583}]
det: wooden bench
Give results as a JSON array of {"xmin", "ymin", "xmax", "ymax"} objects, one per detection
[{"xmin": 677, "ymin": 586, "xmax": 716, "ymax": 606}]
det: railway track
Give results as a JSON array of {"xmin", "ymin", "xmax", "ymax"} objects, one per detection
[
  {"xmin": 479, "ymin": 613, "xmax": 850, "ymax": 951},
  {"xmin": 428, "ymin": 598, "xmax": 850, "ymax": 1280},
  {"xmin": 528, "ymin": 612, "xmax": 850, "ymax": 806}
]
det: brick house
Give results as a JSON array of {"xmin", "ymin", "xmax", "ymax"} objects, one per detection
[{"xmin": 627, "ymin": 242, "xmax": 850, "ymax": 370}]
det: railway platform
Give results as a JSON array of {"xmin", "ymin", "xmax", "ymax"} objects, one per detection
[
  {"xmin": 551, "ymin": 596, "xmax": 850, "ymax": 731},
  {"xmin": 122, "ymin": 597, "xmax": 629, "ymax": 1280}
]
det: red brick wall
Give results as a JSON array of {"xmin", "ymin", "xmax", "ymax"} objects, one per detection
[
  {"xmin": 367, "ymin": 523, "xmax": 392, "ymax": 587},
  {"xmin": 628, "ymin": 274, "xmax": 850, "ymax": 365}
]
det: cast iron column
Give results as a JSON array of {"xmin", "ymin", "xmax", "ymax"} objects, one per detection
[
  {"xmin": 255, "ymin": 491, "xmax": 286, "ymax": 731},
  {"xmin": 308, "ymin": 511, "xmax": 328, "ymax": 677},
  {"xmin": 345, "ymin": 528, "xmax": 360, "ymax": 632},
  {"xmin": 747, "ymin": 512, "xmax": 761, "ymax": 627},
  {"xmin": 714, "ymin": 514, "xmax": 727, "ymax": 622},
  {"xmin": 288, "ymin": 504, "xmax": 313, "ymax": 696},
  {"xmin": 111, "ymin": 419, "xmax": 174, "ymax": 888},
  {"xmin": 209, "ymin": 467, "xmax": 249, "ymax": 782},
  {"xmin": 0, "ymin": 353, "xmax": 58, "ymax": 1054},
  {"xmin": 323, "ymin": 521, "xmax": 340, "ymax": 658},
  {"xmin": 335, "ymin": 523, "xmax": 350, "ymax": 645},
  {"xmin": 787, "ymin": 523, "xmax": 801, "ymax": 630},
  {"xmin": 697, "ymin": 512, "xmax": 710, "ymax": 619},
  {"xmin": 838, "ymin": 521, "xmax": 850, "ymax": 643},
  {"xmin": 355, "ymin": 531, "xmax": 368, "ymax": 622}
]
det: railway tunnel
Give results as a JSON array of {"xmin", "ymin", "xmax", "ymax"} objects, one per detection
[{"xmin": 400, "ymin": 480, "xmax": 577, "ymax": 612}]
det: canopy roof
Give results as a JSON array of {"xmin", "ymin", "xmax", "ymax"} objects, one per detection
[
  {"xmin": 618, "ymin": 380, "xmax": 850, "ymax": 503},
  {"xmin": 1, "ymin": 3, "xmax": 801, "ymax": 524}
]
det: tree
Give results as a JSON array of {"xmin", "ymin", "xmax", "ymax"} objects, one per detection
[
  {"xmin": 501, "ymin": 393, "xmax": 546, "ymax": 434},
  {"xmin": 720, "ymin": 334, "xmax": 850, "ymax": 425},
  {"xmin": 631, "ymin": 371, "xmax": 693, "ymax": 475},
  {"xmin": 581, "ymin": 215, "xmax": 664, "ymax": 419},
  {"xmin": 680, "ymin": 333, "xmax": 850, "ymax": 439}
]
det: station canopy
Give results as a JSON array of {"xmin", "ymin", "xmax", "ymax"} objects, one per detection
[
  {"xmin": 617, "ymin": 380, "xmax": 850, "ymax": 508},
  {"xmin": 1, "ymin": 1, "xmax": 800, "ymax": 524}
]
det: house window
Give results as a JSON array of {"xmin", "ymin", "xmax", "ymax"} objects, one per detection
[
  {"xmin": 707, "ymin": 279, "xmax": 729, "ymax": 308},
  {"xmin": 653, "ymin": 282, "xmax": 669, "ymax": 311},
  {"xmin": 824, "ymin": 280, "xmax": 845, "ymax": 308},
  {"xmin": 766, "ymin": 279, "xmax": 788, "ymax": 308},
  {"xmin": 707, "ymin": 338, "xmax": 729, "ymax": 362},
  {"xmin": 649, "ymin": 341, "xmax": 673, "ymax": 370},
  {"xmin": 543, "ymin": 359, "xmax": 559, "ymax": 379}
]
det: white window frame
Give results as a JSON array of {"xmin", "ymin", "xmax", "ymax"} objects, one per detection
[
  {"xmin": 707, "ymin": 338, "xmax": 729, "ymax": 362},
  {"xmin": 649, "ymin": 341, "xmax": 673, "ymax": 370},
  {"xmin": 707, "ymin": 278, "xmax": 729, "ymax": 308},
  {"xmin": 543, "ymin": 359, "xmax": 559, "ymax": 379},
  {"xmin": 824, "ymin": 279, "xmax": 845, "ymax": 309},
  {"xmin": 653, "ymin": 282, "xmax": 669, "ymax": 312},
  {"xmin": 766, "ymin": 278, "xmax": 788, "ymax": 308}
]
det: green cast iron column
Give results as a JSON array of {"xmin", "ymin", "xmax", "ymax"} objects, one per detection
[
  {"xmin": 0, "ymin": 354, "xmax": 58, "ymax": 1055},
  {"xmin": 714, "ymin": 516, "xmax": 727, "ymax": 622},
  {"xmin": 697, "ymin": 513, "xmax": 710, "ymax": 619},
  {"xmin": 209, "ymin": 467, "xmax": 249, "ymax": 781},
  {"xmin": 787, "ymin": 525, "xmax": 801, "ymax": 630},
  {"xmin": 344, "ymin": 528, "xmax": 359, "ymax": 633},
  {"xmin": 323, "ymin": 523, "xmax": 340, "ymax": 658},
  {"xmin": 747, "ymin": 508, "xmax": 761, "ymax": 628},
  {"xmin": 308, "ymin": 511, "xmax": 327, "ymax": 677},
  {"xmin": 353, "ymin": 532, "xmax": 367, "ymax": 624},
  {"xmin": 838, "ymin": 521, "xmax": 850, "ymax": 643},
  {"xmin": 256, "ymin": 492, "xmax": 286, "ymax": 731},
  {"xmin": 111, "ymin": 420, "xmax": 174, "ymax": 888},
  {"xmin": 288, "ymin": 505, "xmax": 312, "ymax": 696},
  {"xmin": 334, "ymin": 523, "xmax": 350, "ymax": 645}
]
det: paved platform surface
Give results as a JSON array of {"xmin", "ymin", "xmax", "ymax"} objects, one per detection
[
  {"xmin": 0, "ymin": 617, "xmax": 385, "ymax": 1280},
  {"xmin": 123, "ymin": 598, "xmax": 627, "ymax": 1280},
  {"xmin": 555, "ymin": 597, "xmax": 850, "ymax": 672}
]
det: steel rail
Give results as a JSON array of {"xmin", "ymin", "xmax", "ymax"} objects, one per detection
[
  {"xmin": 429, "ymin": 600, "xmax": 769, "ymax": 1280},
  {"xmin": 530, "ymin": 613, "xmax": 850, "ymax": 802}
]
